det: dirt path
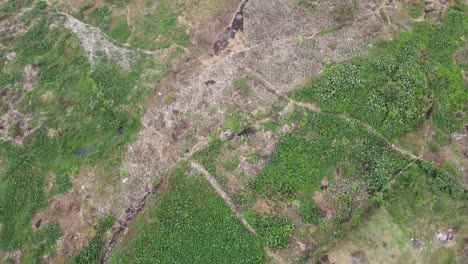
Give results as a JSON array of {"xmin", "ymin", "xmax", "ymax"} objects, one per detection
[{"xmin": 189, "ymin": 160, "xmax": 285, "ymax": 264}]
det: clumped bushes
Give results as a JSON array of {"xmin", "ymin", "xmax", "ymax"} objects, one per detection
[
  {"xmin": 292, "ymin": 9, "xmax": 467, "ymax": 136},
  {"xmin": 333, "ymin": 2, "xmax": 356, "ymax": 24},
  {"xmin": 108, "ymin": 164, "xmax": 265, "ymax": 263},
  {"xmin": 245, "ymin": 211, "xmax": 294, "ymax": 249},
  {"xmin": 0, "ymin": 8, "xmax": 154, "ymax": 258},
  {"xmin": 418, "ymin": 161, "xmax": 466, "ymax": 200},
  {"xmin": 252, "ymin": 111, "xmax": 409, "ymax": 200},
  {"xmin": 233, "ymin": 77, "xmax": 251, "ymax": 96},
  {"xmin": 71, "ymin": 215, "xmax": 115, "ymax": 264},
  {"xmin": 296, "ymin": 0, "xmax": 318, "ymax": 11},
  {"xmin": 297, "ymin": 198, "xmax": 324, "ymax": 224}
]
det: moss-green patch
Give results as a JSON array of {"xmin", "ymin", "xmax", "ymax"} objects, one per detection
[
  {"xmin": 128, "ymin": 1, "xmax": 187, "ymax": 50},
  {"xmin": 70, "ymin": 215, "xmax": 115, "ymax": 264},
  {"xmin": 233, "ymin": 77, "xmax": 251, "ymax": 96},
  {"xmin": 224, "ymin": 104, "xmax": 249, "ymax": 134},
  {"xmin": 329, "ymin": 163, "xmax": 467, "ymax": 263},
  {"xmin": 107, "ymin": 17, "xmax": 131, "ymax": 43},
  {"xmin": 191, "ymin": 139, "xmax": 224, "ymax": 176},
  {"xmin": 292, "ymin": 9, "xmax": 467, "ymax": 136},
  {"xmin": 245, "ymin": 211, "xmax": 294, "ymax": 249},
  {"xmin": 0, "ymin": 7, "xmax": 167, "ymax": 260},
  {"xmin": 252, "ymin": 110, "xmax": 409, "ymax": 200},
  {"xmin": 108, "ymin": 163, "xmax": 266, "ymax": 263},
  {"xmin": 406, "ymin": 0, "xmax": 424, "ymax": 19}
]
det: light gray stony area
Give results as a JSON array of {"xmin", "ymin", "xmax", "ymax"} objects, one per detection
[{"xmin": 61, "ymin": 14, "xmax": 138, "ymax": 69}]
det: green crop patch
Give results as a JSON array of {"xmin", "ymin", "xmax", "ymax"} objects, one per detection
[
  {"xmin": 0, "ymin": 7, "xmax": 159, "ymax": 260},
  {"xmin": 245, "ymin": 211, "xmax": 294, "ymax": 249},
  {"xmin": 329, "ymin": 163, "xmax": 467, "ymax": 263},
  {"xmin": 108, "ymin": 163, "xmax": 265, "ymax": 263},
  {"xmin": 70, "ymin": 215, "xmax": 115, "ymax": 264},
  {"xmin": 252, "ymin": 110, "xmax": 409, "ymax": 201},
  {"xmin": 76, "ymin": 1, "xmax": 188, "ymax": 47},
  {"xmin": 249, "ymin": 109, "xmax": 412, "ymax": 251},
  {"xmin": 291, "ymin": 9, "xmax": 467, "ymax": 136}
]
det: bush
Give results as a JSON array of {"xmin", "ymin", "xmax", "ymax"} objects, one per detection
[
  {"xmin": 71, "ymin": 215, "xmax": 115, "ymax": 264},
  {"xmin": 298, "ymin": 199, "xmax": 324, "ymax": 224},
  {"xmin": 292, "ymin": 9, "xmax": 467, "ymax": 136},
  {"xmin": 245, "ymin": 211, "xmax": 294, "ymax": 249},
  {"xmin": 108, "ymin": 165, "xmax": 265, "ymax": 263},
  {"xmin": 333, "ymin": 2, "xmax": 355, "ymax": 24},
  {"xmin": 233, "ymin": 77, "xmax": 251, "ymax": 96},
  {"xmin": 296, "ymin": 0, "xmax": 318, "ymax": 11}
]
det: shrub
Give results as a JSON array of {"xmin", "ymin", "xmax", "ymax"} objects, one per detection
[
  {"xmin": 298, "ymin": 199, "xmax": 324, "ymax": 224},
  {"xmin": 71, "ymin": 215, "xmax": 115, "ymax": 264},
  {"xmin": 333, "ymin": 2, "xmax": 355, "ymax": 24},
  {"xmin": 233, "ymin": 77, "xmax": 251, "ymax": 96},
  {"xmin": 108, "ymin": 165, "xmax": 265, "ymax": 263},
  {"xmin": 296, "ymin": 0, "xmax": 318, "ymax": 11},
  {"xmin": 245, "ymin": 211, "xmax": 294, "ymax": 249}
]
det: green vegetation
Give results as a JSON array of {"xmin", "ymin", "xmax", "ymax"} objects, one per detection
[
  {"xmin": 191, "ymin": 139, "xmax": 224, "ymax": 176},
  {"xmin": 224, "ymin": 104, "xmax": 249, "ymax": 134},
  {"xmin": 233, "ymin": 77, "xmax": 251, "ymax": 96},
  {"xmin": 105, "ymin": 0, "xmax": 129, "ymax": 7},
  {"xmin": 297, "ymin": 196, "xmax": 324, "ymax": 224},
  {"xmin": 19, "ymin": 223, "xmax": 62, "ymax": 262},
  {"xmin": 70, "ymin": 215, "xmax": 115, "ymax": 264},
  {"xmin": 333, "ymin": 2, "xmax": 356, "ymax": 24},
  {"xmin": 77, "ymin": 5, "xmax": 131, "ymax": 44},
  {"xmin": 296, "ymin": 0, "xmax": 318, "ymax": 11},
  {"xmin": 331, "ymin": 163, "xmax": 467, "ymax": 263},
  {"xmin": 76, "ymin": 0, "xmax": 188, "ymax": 48},
  {"xmin": 245, "ymin": 211, "xmax": 294, "ymax": 249},
  {"xmin": 109, "ymin": 163, "xmax": 265, "ymax": 263},
  {"xmin": 0, "ymin": 6, "xmax": 164, "ymax": 261},
  {"xmin": 292, "ymin": 9, "xmax": 467, "ymax": 136},
  {"xmin": 252, "ymin": 110, "xmax": 409, "ymax": 200},
  {"xmin": 129, "ymin": 1, "xmax": 187, "ymax": 50},
  {"xmin": 0, "ymin": 0, "xmax": 33, "ymax": 19},
  {"xmin": 406, "ymin": 0, "xmax": 424, "ymax": 19}
]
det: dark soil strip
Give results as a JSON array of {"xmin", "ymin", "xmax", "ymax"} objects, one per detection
[
  {"xmin": 213, "ymin": 0, "xmax": 249, "ymax": 54},
  {"xmin": 100, "ymin": 179, "xmax": 167, "ymax": 263}
]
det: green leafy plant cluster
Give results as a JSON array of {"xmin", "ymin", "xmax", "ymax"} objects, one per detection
[
  {"xmin": 20, "ymin": 223, "xmax": 62, "ymax": 263},
  {"xmin": 252, "ymin": 110, "xmax": 409, "ymax": 201},
  {"xmin": 224, "ymin": 104, "xmax": 249, "ymax": 134},
  {"xmin": 418, "ymin": 161, "xmax": 467, "ymax": 200},
  {"xmin": 405, "ymin": 0, "xmax": 424, "ymax": 19},
  {"xmin": 292, "ymin": 9, "xmax": 467, "ymax": 136},
  {"xmin": 108, "ymin": 164, "xmax": 265, "ymax": 263},
  {"xmin": 191, "ymin": 139, "xmax": 224, "ymax": 176},
  {"xmin": 385, "ymin": 164, "xmax": 467, "ymax": 238},
  {"xmin": 296, "ymin": 0, "xmax": 318, "ymax": 11},
  {"xmin": 0, "ymin": 10, "xmax": 152, "ymax": 259},
  {"xmin": 0, "ymin": 0, "xmax": 33, "ymax": 19},
  {"xmin": 70, "ymin": 215, "xmax": 115, "ymax": 264},
  {"xmin": 104, "ymin": 0, "xmax": 129, "ymax": 7},
  {"xmin": 297, "ymin": 196, "xmax": 324, "ymax": 224},
  {"xmin": 129, "ymin": 1, "xmax": 187, "ymax": 50},
  {"xmin": 233, "ymin": 77, "xmax": 251, "ymax": 96},
  {"xmin": 245, "ymin": 211, "xmax": 294, "ymax": 249}
]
